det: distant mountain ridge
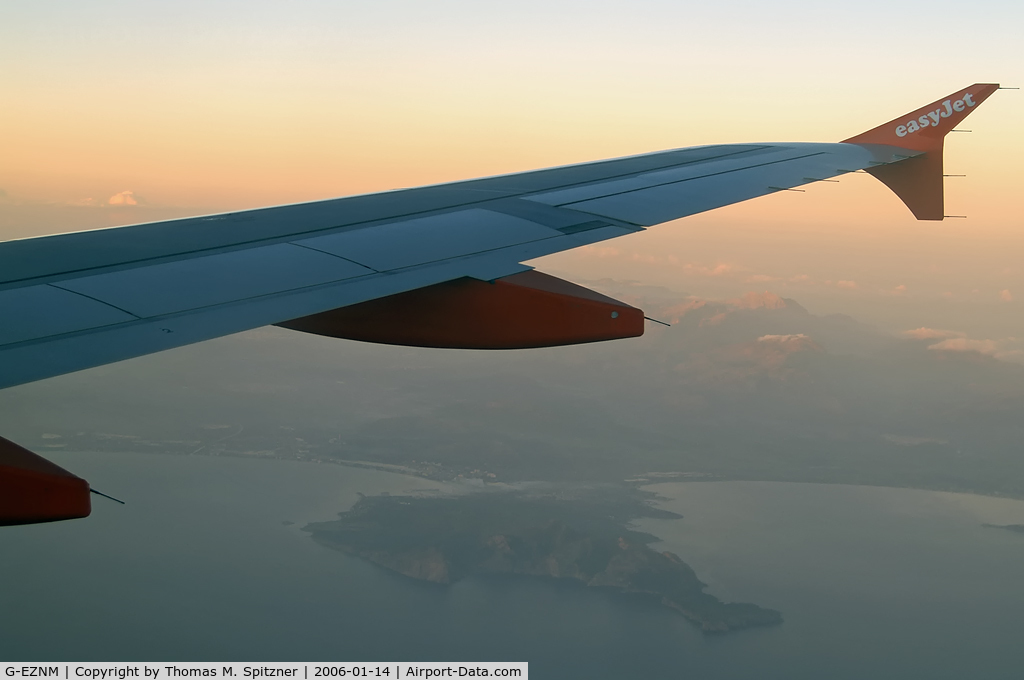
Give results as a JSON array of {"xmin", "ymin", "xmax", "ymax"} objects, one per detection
[{"xmin": 3, "ymin": 282, "xmax": 1024, "ymax": 497}]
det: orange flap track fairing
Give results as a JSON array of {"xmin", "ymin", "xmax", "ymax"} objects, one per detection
[
  {"xmin": 277, "ymin": 270, "xmax": 645, "ymax": 349},
  {"xmin": 0, "ymin": 435, "xmax": 91, "ymax": 525}
]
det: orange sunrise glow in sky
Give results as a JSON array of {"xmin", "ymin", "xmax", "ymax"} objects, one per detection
[{"xmin": 1, "ymin": 0, "xmax": 1022, "ymax": 346}]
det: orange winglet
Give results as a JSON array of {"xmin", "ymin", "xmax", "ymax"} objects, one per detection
[
  {"xmin": 277, "ymin": 270, "xmax": 645, "ymax": 349},
  {"xmin": 0, "ymin": 435, "xmax": 91, "ymax": 526},
  {"xmin": 841, "ymin": 83, "xmax": 999, "ymax": 220}
]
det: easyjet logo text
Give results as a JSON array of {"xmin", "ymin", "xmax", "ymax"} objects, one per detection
[{"xmin": 896, "ymin": 94, "xmax": 976, "ymax": 137}]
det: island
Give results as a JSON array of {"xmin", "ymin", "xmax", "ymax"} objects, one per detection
[{"xmin": 304, "ymin": 488, "xmax": 782, "ymax": 634}]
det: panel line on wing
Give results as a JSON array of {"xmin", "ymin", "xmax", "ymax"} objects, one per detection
[
  {"xmin": 0, "ymin": 284, "xmax": 139, "ymax": 347},
  {"xmin": 294, "ymin": 209, "xmax": 563, "ymax": 272},
  {"xmin": 288, "ymin": 242, "xmax": 384, "ymax": 273},
  {"xmin": 48, "ymin": 283, "xmax": 143, "ymax": 320},
  {"xmin": 551, "ymin": 152, "xmax": 827, "ymax": 208},
  {"xmin": 54, "ymin": 243, "xmax": 375, "ymax": 319}
]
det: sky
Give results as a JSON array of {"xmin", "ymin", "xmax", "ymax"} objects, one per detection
[
  {"xmin": 1, "ymin": 0, "xmax": 1022, "ymax": 340},
  {"xmin": 3, "ymin": 5, "xmax": 1024, "ymax": 667}
]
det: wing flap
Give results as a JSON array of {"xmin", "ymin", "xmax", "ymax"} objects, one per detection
[
  {"xmin": 0, "ymin": 284, "xmax": 136, "ymax": 345},
  {"xmin": 523, "ymin": 145, "xmax": 779, "ymax": 208},
  {"xmin": 56, "ymin": 244, "xmax": 373, "ymax": 318},
  {"xmin": 296, "ymin": 209, "xmax": 562, "ymax": 271},
  {"xmin": 0, "ymin": 220, "xmax": 637, "ymax": 389},
  {"xmin": 529, "ymin": 143, "xmax": 884, "ymax": 226}
]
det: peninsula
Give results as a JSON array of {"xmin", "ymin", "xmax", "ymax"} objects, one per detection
[{"xmin": 304, "ymin": 488, "xmax": 782, "ymax": 634}]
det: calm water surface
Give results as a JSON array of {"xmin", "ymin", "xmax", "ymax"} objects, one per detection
[{"xmin": 3, "ymin": 452, "xmax": 1024, "ymax": 679}]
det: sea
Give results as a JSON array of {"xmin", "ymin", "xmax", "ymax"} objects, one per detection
[{"xmin": 3, "ymin": 451, "xmax": 1024, "ymax": 679}]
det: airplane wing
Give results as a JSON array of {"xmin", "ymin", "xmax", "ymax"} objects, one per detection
[{"xmin": 0, "ymin": 83, "xmax": 1001, "ymax": 525}]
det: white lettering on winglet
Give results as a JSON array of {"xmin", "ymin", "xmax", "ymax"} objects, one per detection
[{"xmin": 895, "ymin": 94, "xmax": 975, "ymax": 137}]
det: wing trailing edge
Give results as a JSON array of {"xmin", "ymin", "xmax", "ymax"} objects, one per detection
[{"xmin": 841, "ymin": 83, "xmax": 1000, "ymax": 220}]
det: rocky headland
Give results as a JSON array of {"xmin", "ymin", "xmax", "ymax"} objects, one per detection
[{"xmin": 304, "ymin": 488, "xmax": 782, "ymax": 634}]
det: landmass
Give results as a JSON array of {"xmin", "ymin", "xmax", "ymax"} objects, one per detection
[
  {"xmin": 982, "ymin": 523, "xmax": 1024, "ymax": 534},
  {"xmin": 8, "ymin": 286, "xmax": 1024, "ymax": 501},
  {"xmin": 304, "ymin": 487, "xmax": 782, "ymax": 634}
]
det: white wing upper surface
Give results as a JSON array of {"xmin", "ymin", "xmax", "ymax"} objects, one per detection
[{"xmin": 0, "ymin": 141, "xmax": 911, "ymax": 389}]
